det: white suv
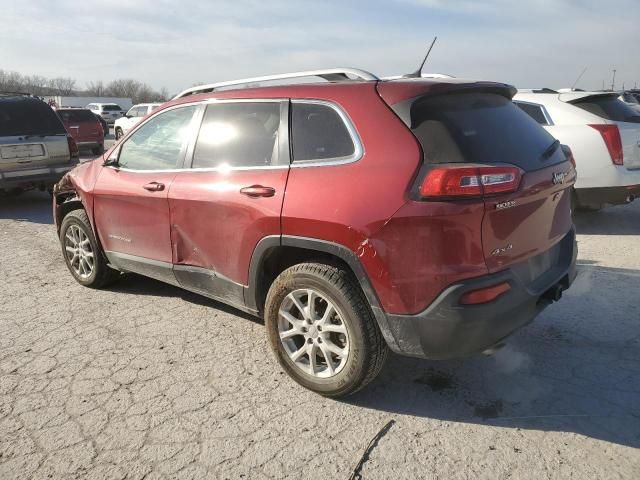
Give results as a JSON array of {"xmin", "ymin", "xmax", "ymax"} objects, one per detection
[
  {"xmin": 86, "ymin": 103, "xmax": 126, "ymax": 125},
  {"xmin": 114, "ymin": 103, "xmax": 162, "ymax": 139},
  {"xmin": 514, "ymin": 90, "xmax": 640, "ymax": 210}
]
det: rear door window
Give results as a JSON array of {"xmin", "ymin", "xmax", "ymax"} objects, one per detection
[
  {"xmin": 291, "ymin": 102, "xmax": 356, "ymax": 162},
  {"xmin": 572, "ymin": 95, "xmax": 640, "ymax": 123},
  {"xmin": 0, "ymin": 98, "xmax": 66, "ymax": 136},
  {"xmin": 409, "ymin": 92, "xmax": 562, "ymax": 171},
  {"xmin": 192, "ymin": 102, "xmax": 281, "ymax": 169}
]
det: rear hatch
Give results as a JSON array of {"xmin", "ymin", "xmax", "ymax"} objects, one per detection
[
  {"xmin": 0, "ymin": 98, "xmax": 70, "ymax": 171},
  {"xmin": 57, "ymin": 109, "xmax": 103, "ymax": 143},
  {"xmin": 382, "ymin": 85, "xmax": 575, "ymax": 274},
  {"xmin": 565, "ymin": 93, "xmax": 640, "ymax": 170},
  {"xmin": 101, "ymin": 105, "xmax": 124, "ymax": 122}
]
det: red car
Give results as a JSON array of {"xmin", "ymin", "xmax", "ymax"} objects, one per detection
[
  {"xmin": 53, "ymin": 68, "xmax": 577, "ymax": 397},
  {"xmin": 56, "ymin": 108, "xmax": 104, "ymax": 155}
]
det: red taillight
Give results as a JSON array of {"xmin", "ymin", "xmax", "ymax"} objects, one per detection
[
  {"xmin": 419, "ymin": 165, "xmax": 522, "ymax": 199},
  {"xmin": 589, "ymin": 124, "xmax": 623, "ymax": 166},
  {"xmin": 67, "ymin": 135, "xmax": 79, "ymax": 160},
  {"xmin": 460, "ymin": 282, "xmax": 511, "ymax": 305}
]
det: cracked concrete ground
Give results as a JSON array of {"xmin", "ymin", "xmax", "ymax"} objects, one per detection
[{"xmin": 1, "ymin": 190, "xmax": 639, "ymax": 479}]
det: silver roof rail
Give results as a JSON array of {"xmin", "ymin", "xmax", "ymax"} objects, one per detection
[{"xmin": 173, "ymin": 68, "xmax": 379, "ymax": 99}]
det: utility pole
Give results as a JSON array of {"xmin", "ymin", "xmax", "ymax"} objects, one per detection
[{"xmin": 611, "ymin": 69, "xmax": 617, "ymax": 91}]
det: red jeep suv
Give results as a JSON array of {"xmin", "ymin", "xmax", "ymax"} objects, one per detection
[{"xmin": 53, "ymin": 69, "xmax": 577, "ymax": 397}]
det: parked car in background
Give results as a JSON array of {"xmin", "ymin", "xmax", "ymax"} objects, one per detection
[
  {"xmin": 53, "ymin": 68, "xmax": 577, "ymax": 397},
  {"xmin": 514, "ymin": 90, "xmax": 640, "ymax": 210},
  {"xmin": 619, "ymin": 91, "xmax": 640, "ymax": 113},
  {"xmin": 86, "ymin": 103, "xmax": 125, "ymax": 125},
  {"xmin": 114, "ymin": 103, "xmax": 162, "ymax": 139},
  {"xmin": 55, "ymin": 108, "xmax": 105, "ymax": 155},
  {"xmin": 0, "ymin": 94, "xmax": 79, "ymax": 194},
  {"xmin": 93, "ymin": 113, "xmax": 108, "ymax": 136}
]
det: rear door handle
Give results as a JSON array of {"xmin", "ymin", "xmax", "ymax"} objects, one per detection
[
  {"xmin": 240, "ymin": 185, "xmax": 276, "ymax": 198},
  {"xmin": 143, "ymin": 182, "xmax": 165, "ymax": 192}
]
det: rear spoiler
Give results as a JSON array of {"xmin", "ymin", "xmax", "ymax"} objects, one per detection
[
  {"xmin": 377, "ymin": 79, "xmax": 516, "ymax": 127},
  {"xmin": 558, "ymin": 92, "xmax": 619, "ymax": 104}
]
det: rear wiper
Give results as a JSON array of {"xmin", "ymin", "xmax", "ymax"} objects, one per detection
[{"xmin": 541, "ymin": 139, "xmax": 560, "ymax": 160}]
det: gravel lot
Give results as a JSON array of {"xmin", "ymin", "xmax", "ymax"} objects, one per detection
[{"xmin": 1, "ymin": 184, "xmax": 639, "ymax": 479}]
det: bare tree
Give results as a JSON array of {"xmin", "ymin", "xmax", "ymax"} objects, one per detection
[
  {"xmin": 46, "ymin": 77, "xmax": 76, "ymax": 96},
  {"xmin": 85, "ymin": 80, "xmax": 106, "ymax": 96}
]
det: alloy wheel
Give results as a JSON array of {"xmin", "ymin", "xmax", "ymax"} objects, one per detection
[
  {"xmin": 64, "ymin": 225, "xmax": 94, "ymax": 279},
  {"xmin": 278, "ymin": 288, "xmax": 350, "ymax": 378}
]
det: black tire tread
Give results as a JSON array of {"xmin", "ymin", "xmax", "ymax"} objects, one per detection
[
  {"xmin": 266, "ymin": 262, "xmax": 388, "ymax": 397},
  {"xmin": 60, "ymin": 209, "xmax": 120, "ymax": 289}
]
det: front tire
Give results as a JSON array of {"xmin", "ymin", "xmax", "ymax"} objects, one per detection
[
  {"xmin": 115, "ymin": 127, "xmax": 123, "ymax": 140},
  {"xmin": 265, "ymin": 263, "xmax": 388, "ymax": 397},
  {"xmin": 59, "ymin": 209, "xmax": 120, "ymax": 288}
]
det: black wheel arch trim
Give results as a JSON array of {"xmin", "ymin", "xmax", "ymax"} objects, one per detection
[{"xmin": 245, "ymin": 235, "xmax": 401, "ymax": 352}]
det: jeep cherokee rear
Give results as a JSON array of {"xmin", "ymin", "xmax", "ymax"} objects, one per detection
[{"xmin": 53, "ymin": 69, "xmax": 577, "ymax": 397}]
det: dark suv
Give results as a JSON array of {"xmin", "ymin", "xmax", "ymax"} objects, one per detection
[
  {"xmin": 53, "ymin": 69, "xmax": 577, "ymax": 397},
  {"xmin": 1, "ymin": 94, "xmax": 79, "ymax": 194}
]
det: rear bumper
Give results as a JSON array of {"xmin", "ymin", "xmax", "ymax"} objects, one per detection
[
  {"xmin": 76, "ymin": 141, "xmax": 103, "ymax": 149},
  {"xmin": 575, "ymin": 184, "xmax": 640, "ymax": 208},
  {"xmin": 0, "ymin": 161, "xmax": 78, "ymax": 190},
  {"xmin": 383, "ymin": 229, "xmax": 578, "ymax": 359}
]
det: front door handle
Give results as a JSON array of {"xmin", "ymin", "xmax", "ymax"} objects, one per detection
[
  {"xmin": 240, "ymin": 185, "xmax": 276, "ymax": 198},
  {"xmin": 143, "ymin": 182, "xmax": 165, "ymax": 192}
]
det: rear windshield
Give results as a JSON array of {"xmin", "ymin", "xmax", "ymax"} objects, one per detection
[
  {"xmin": 103, "ymin": 105, "xmax": 123, "ymax": 111},
  {"xmin": 57, "ymin": 109, "xmax": 97, "ymax": 123},
  {"xmin": 0, "ymin": 98, "xmax": 66, "ymax": 136},
  {"xmin": 572, "ymin": 96, "xmax": 640, "ymax": 123},
  {"xmin": 409, "ymin": 92, "xmax": 562, "ymax": 171}
]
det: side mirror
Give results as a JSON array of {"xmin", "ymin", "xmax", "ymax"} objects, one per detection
[{"xmin": 103, "ymin": 148, "xmax": 119, "ymax": 167}]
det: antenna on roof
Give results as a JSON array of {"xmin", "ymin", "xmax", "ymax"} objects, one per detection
[
  {"xmin": 404, "ymin": 37, "xmax": 438, "ymax": 78},
  {"xmin": 571, "ymin": 67, "xmax": 587, "ymax": 91}
]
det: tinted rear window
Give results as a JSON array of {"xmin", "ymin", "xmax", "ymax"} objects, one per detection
[
  {"xmin": 573, "ymin": 96, "xmax": 640, "ymax": 123},
  {"xmin": 409, "ymin": 93, "xmax": 561, "ymax": 171},
  {"xmin": 57, "ymin": 109, "xmax": 97, "ymax": 123},
  {"xmin": 103, "ymin": 105, "xmax": 122, "ymax": 111},
  {"xmin": 291, "ymin": 102, "xmax": 355, "ymax": 162},
  {"xmin": 0, "ymin": 99, "xmax": 66, "ymax": 136}
]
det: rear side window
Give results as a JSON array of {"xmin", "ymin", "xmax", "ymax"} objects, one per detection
[
  {"xmin": 514, "ymin": 101, "xmax": 551, "ymax": 125},
  {"xmin": 291, "ymin": 102, "xmax": 356, "ymax": 162},
  {"xmin": 573, "ymin": 96, "xmax": 640, "ymax": 123},
  {"xmin": 0, "ymin": 99, "xmax": 66, "ymax": 136},
  {"xmin": 57, "ymin": 109, "xmax": 97, "ymax": 123},
  {"xmin": 103, "ymin": 105, "xmax": 123, "ymax": 111},
  {"xmin": 193, "ymin": 102, "xmax": 281, "ymax": 169},
  {"xmin": 409, "ymin": 92, "xmax": 561, "ymax": 171}
]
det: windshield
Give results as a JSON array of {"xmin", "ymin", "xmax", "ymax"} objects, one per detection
[{"xmin": 0, "ymin": 98, "xmax": 66, "ymax": 136}]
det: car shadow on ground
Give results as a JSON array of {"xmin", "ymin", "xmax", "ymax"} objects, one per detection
[
  {"xmin": 0, "ymin": 190, "xmax": 53, "ymax": 225},
  {"xmin": 574, "ymin": 201, "xmax": 640, "ymax": 235},
  {"xmin": 348, "ymin": 263, "xmax": 640, "ymax": 450}
]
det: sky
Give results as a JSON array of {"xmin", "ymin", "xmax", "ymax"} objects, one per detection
[{"xmin": 1, "ymin": 0, "xmax": 639, "ymax": 95}]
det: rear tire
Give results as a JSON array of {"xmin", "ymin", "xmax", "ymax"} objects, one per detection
[
  {"xmin": 91, "ymin": 145, "xmax": 104, "ymax": 155},
  {"xmin": 59, "ymin": 209, "xmax": 120, "ymax": 288},
  {"xmin": 265, "ymin": 263, "xmax": 388, "ymax": 397}
]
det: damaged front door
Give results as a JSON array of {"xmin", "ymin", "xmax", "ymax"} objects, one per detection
[{"xmin": 167, "ymin": 100, "xmax": 290, "ymax": 309}]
